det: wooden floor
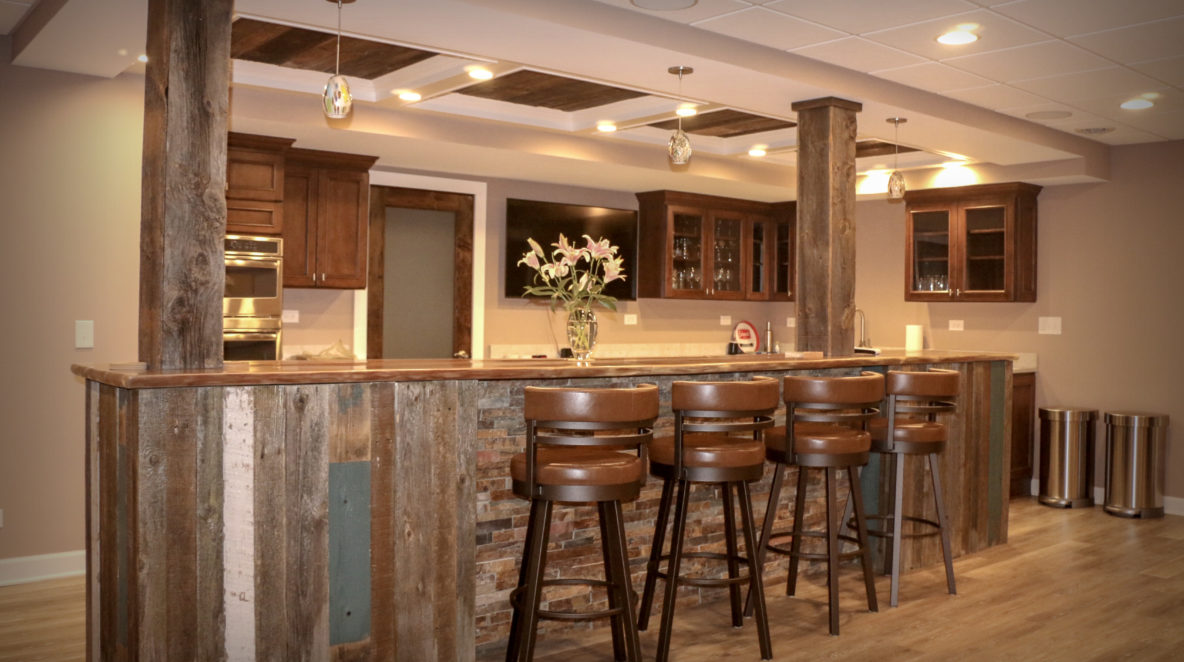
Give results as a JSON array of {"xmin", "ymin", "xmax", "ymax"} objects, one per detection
[{"xmin": 3, "ymin": 499, "xmax": 1182, "ymax": 661}]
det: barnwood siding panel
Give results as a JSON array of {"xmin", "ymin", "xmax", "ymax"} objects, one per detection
[
  {"xmin": 453, "ymin": 380, "xmax": 479, "ymax": 660},
  {"xmin": 223, "ymin": 388, "xmax": 256, "ymax": 661},
  {"xmin": 329, "ymin": 383, "xmax": 371, "ymax": 463},
  {"xmin": 392, "ymin": 383, "xmax": 434, "ymax": 659},
  {"xmin": 196, "ymin": 388, "xmax": 227, "ymax": 662},
  {"xmin": 285, "ymin": 386, "xmax": 331, "ymax": 662},
  {"xmin": 252, "ymin": 385, "xmax": 288, "ymax": 661},
  {"xmin": 369, "ymin": 383, "xmax": 397, "ymax": 659},
  {"xmin": 85, "ymin": 382, "xmax": 101, "ymax": 661},
  {"xmin": 96, "ymin": 384, "xmax": 119, "ymax": 662},
  {"xmin": 116, "ymin": 388, "xmax": 137, "ymax": 659}
]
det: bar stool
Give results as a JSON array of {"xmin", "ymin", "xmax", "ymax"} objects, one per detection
[
  {"xmin": 748, "ymin": 371, "xmax": 883, "ymax": 636},
  {"xmin": 638, "ymin": 376, "xmax": 777, "ymax": 662},
  {"xmin": 505, "ymin": 383, "xmax": 659, "ymax": 662},
  {"xmin": 863, "ymin": 369, "xmax": 959, "ymax": 607}
]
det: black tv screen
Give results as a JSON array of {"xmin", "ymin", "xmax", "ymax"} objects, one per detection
[{"xmin": 504, "ymin": 198, "xmax": 638, "ymax": 301}]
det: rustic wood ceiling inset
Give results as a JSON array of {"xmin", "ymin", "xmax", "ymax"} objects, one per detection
[
  {"xmin": 456, "ymin": 70, "xmax": 648, "ymax": 112},
  {"xmin": 855, "ymin": 140, "xmax": 920, "ymax": 158},
  {"xmin": 649, "ymin": 109, "xmax": 797, "ymax": 138},
  {"xmin": 231, "ymin": 18, "xmax": 436, "ymax": 80}
]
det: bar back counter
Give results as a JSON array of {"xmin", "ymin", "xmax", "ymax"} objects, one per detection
[{"xmin": 73, "ymin": 350, "xmax": 1014, "ymax": 661}]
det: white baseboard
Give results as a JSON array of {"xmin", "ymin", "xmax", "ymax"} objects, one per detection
[{"xmin": 0, "ymin": 550, "xmax": 86, "ymax": 586}]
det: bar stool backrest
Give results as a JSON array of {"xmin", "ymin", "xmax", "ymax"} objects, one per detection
[
  {"xmin": 521, "ymin": 383, "xmax": 659, "ymax": 495},
  {"xmin": 886, "ymin": 369, "xmax": 959, "ymax": 420},
  {"xmin": 783, "ymin": 371, "xmax": 885, "ymax": 428},
  {"xmin": 669, "ymin": 376, "xmax": 779, "ymax": 474}
]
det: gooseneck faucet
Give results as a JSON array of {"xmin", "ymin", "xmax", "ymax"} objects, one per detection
[{"xmin": 855, "ymin": 309, "xmax": 871, "ymax": 348}]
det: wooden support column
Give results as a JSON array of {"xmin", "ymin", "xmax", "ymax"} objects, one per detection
[
  {"xmin": 139, "ymin": 0, "xmax": 234, "ymax": 370},
  {"xmin": 792, "ymin": 97, "xmax": 862, "ymax": 355}
]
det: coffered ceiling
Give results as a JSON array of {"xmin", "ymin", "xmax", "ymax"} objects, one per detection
[{"xmin": 6, "ymin": 0, "xmax": 1183, "ymax": 200}]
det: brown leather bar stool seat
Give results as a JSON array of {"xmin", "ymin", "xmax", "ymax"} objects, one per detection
[
  {"xmin": 861, "ymin": 369, "xmax": 959, "ymax": 607},
  {"xmin": 748, "ymin": 371, "xmax": 884, "ymax": 636},
  {"xmin": 638, "ymin": 377, "xmax": 777, "ymax": 662},
  {"xmin": 505, "ymin": 384, "xmax": 659, "ymax": 662}
]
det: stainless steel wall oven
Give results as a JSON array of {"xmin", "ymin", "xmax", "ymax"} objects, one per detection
[{"xmin": 224, "ymin": 235, "xmax": 283, "ymax": 360}]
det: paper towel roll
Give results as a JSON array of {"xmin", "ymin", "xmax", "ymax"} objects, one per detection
[{"xmin": 905, "ymin": 324, "xmax": 924, "ymax": 351}]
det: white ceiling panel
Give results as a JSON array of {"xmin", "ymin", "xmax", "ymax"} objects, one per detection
[
  {"xmin": 875, "ymin": 61, "xmax": 994, "ymax": 92},
  {"xmin": 0, "ymin": 0, "xmax": 33, "ymax": 35},
  {"xmin": 944, "ymin": 40, "xmax": 1112, "ymax": 83},
  {"xmin": 863, "ymin": 9, "xmax": 1048, "ymax": 60},
  {"xmin": 1130, "ymin": 55, "xmax": 1184, "ymax": 88},
  {"xmin": 590, "ymin": 0, "xmax": 748, "ymax": 24},
  {"xmin": 945, "ymin": 83, "xmax": 1048, "ymax": 109},
  {"xmin": 791, "ymin": 37, "xmax": 927, "ymax": 72},
  {"xmin": 1068, "ymin": 17, "xmax": 1184, "ymax": 64},
  {"xmin": 763, "ymin": 0, "xmax": 977, "ymax": 35},
  {"xmin": 1011, "ymin": 67, "xmax": 1168, "ymax": 103},
  {"xmin": 693, "ymin": 6, "xmax": 847, "ymax": 50},
  {"xmin": 991, "ymin": 0, "xmax": 1184, "ymax": 38}
]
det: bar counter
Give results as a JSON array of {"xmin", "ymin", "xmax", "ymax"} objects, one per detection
[{"xmin": 74, "ymin": 350, "xmax": 1015, "ymax": 660}]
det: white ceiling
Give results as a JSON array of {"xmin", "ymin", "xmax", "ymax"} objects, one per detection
[{"xmin": 6, "ymin": 0, "xmax": 1183, "ymax": 200}]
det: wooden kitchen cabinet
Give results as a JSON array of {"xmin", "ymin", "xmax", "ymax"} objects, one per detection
[
  {"xmin": 904, "ymin": 182, "xmax": 1040, "ymax": 302},
  {"xmin": 636, "ymin": 190, "xmax": 794, "ymax": 301},
  {"xmin": 283, "ymin": 148, "xmax": 378, "ymax": 289},
  {"xmin": 1011, "ymin": 371, "xmax": 1037, "ymax": 497},
  {"xmin": 225, "ymin": 132, "xmax": 294, "ymax": 235}
]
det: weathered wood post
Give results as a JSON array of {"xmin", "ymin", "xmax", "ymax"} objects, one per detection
[{"xmin": 792, "ymin": 97, "xmax": 861, "ymax": 355}]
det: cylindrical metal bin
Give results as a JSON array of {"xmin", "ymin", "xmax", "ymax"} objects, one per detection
[
  {"xmin": 1104, "ymin": 411, "xmax": 1170, "ymax": 518},
  {"xmin": 1038, "ymin": 408, "xmax": 1097, "ymax": 508}
]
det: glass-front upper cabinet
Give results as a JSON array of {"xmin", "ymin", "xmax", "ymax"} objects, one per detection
[
  {"xmin": 711, "ymin": 213, "xmax": 744, "ymax": 298},
  {"xmin": 904, "ymin": 182, "xmax": 1041, "ymax": 302},
  {"xmin": 670, "ymin": 209, "xmax": 705, "ymax": 295}
]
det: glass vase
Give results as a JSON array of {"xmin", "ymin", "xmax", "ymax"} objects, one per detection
[{"xmin": 566, "ymin": 308, "xmax": 598, "ymax": 361}]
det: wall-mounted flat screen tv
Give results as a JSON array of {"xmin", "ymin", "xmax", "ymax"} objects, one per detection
[{"xmin": 504, "ymin": 198, "xmax": 638, "ymax": 301}]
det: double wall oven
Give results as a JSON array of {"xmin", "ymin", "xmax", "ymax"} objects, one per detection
[{"xmin": 224, "ymin": 235, "xmax": 283, "ymax": 361}]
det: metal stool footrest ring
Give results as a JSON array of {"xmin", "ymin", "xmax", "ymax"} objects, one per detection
[
  {"xmin": 765, "ymin": 529, "xmax": 866, "ymax": 563},
  {"xmin": 654, "ymin": 550, "xmax": 759, "ymax": 588},
  {"xmin": 860, "ymin": 514, "xmax": 942, "ymax": 541},
  {"xmin": 509, "ymin": 577, "xmax": 639, "ymax": 622}
]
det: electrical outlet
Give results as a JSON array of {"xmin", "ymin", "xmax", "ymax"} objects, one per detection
[
  {"xmin": 623, "ymin": 313, "xmax": 638, "ymax": 326},
  {"xmin": 719, "ymin": 315, "xmax": 731, "ymax": 326},
  {"xmin": 786, "ymin": 317, "xmax": 796, "ymax": 327},
  {"xmin": 75, "ymin": 320, "xmax": 94, "ymax": 348},
  {"xmin": 949, "ymin": 319, "xmax": 964, "ymax": 331},
  {"xmin": 1038, "ymin": 316, "xmax": 1062, "ymax": 335},
  {"xmin": 282, "ymin": 309, "xmax": 300, "ymax": 323}
]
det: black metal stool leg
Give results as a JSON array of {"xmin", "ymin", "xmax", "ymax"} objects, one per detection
[
  {"xmin": 787, "ymin": 466, "xmax": 808, "ymax": 597},
  {"xmin": 721, "ymin": 482, "xmax": 743, "ymax": 627},
  {"xmin": 825, "ymin": 467, "xmax": 841, "ymax": 636},
  {"xmin": 655, "ymin": 479, "xmax": 691, "ymax": 662},
  {"xmin": 930, "ymin": 453, "xmax": 957, "ymax": 596},
  {"xmin": 737, "ymin": 481, "xmax": 773, "ymax": 660},
  {"xmin": 744, "ymin": 462, "xmax": 784, "ymax": 617},
  {"xmin": 848, "ymin": 466, "xmax": 878, "ymax": 613},
  {"xmin": 639, "ymin": 477, "xmax": 675, "ymax": 631},
  {"xmin": 598, "ymin": 502, "xmax": 627, "ymax": 661},
  {"xmin": 505, "ymin": 497, "xmax": 540, "ymax": 662},
  {"xmin": 605, "ymin": 500, "xmax": 642, "ymax": 661},
  {"xmin": 513, "ymin": 499, "xmax": 553, "ymax": 662},
  {"xmin": 890, "ymin": 452, "xmax": 906, "ymax": 607}
]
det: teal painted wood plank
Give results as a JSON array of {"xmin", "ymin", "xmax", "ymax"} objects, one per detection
[
  {"xmin": 988, "ymin": 362, "xmax": 1006, "ymax": 544},
  {"xmin": 329, "ymin": 461, "xmax": 372, "ymax": 645}
]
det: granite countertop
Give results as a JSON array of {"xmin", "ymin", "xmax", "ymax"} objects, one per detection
[{"xmin": 73, "ymin": 348, "xmax": 1019, "ymax": 389}]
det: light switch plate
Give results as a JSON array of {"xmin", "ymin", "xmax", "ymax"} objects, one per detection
[
  {"xmin": 720, "ymin": 315, "xmax": 732, "ymax": 326},
  {"xmin": 786, "ymin": 317, "xmax": 796, "ymax": 327},
  {"xmin": 1038, "ymin": 316, "xmax": 1062, "ymax": 335},
  {"xmin": 623, "ymin": 313, "xmax": 638, "ymax": 326},
  {"xmin": 948, "ymin": 319, "xmax": 964, "ymax": 331},
  {"xmin": 282, "ymin": 309, "xmax": 300, "ymax": 323},
  {"xmin": 75, "ymin": 320, "xmax": 95, "ymax": 348}
]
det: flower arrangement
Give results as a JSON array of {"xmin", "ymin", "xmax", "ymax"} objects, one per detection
[{"xmin": 517, "ymin": 234, "xmax": 626, "ymax": 312}]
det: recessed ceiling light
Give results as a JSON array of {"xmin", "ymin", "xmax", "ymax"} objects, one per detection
[
  {"xmin": 137, "ymin": 54, "xmax": 149, "ymax": 63},
  {"xmin": 748, "ymin": 146, "xmax": 767, "ymax": 157},
  {"xmin": 1120, "ymin": 98, "xmax": 1153, "ymax": 110},
  {"xmin": 1025, "ymin": 110, "xmax": 1072, "ymax": 120},
  {"xmin": 597, "ymin": 122, "xmax": 617, "ymax": 133},
  {"xmin": 937, "ymin": 24, "xmax": 979, "ymax": 45},
  {"xmin": 631, "ymin": 0, "xmax": 697, "ymax": 9},
  {"xmin": 467, "ymin": 67, "xmax": 493, "ymax": 80},
  {"xmin": 1076, "ymin": 127, "xmax": 1115, "ymax": 135},
  {"xmin": 676, "ymin": 104, "xmax": 698, "ymax": 117},
  {"xmin": 397, "ymin": 90, "xmax": 422, "ymax": 102}
]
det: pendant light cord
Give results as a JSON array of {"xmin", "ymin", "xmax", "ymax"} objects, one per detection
[{"xmin": 335, "ymin": 0, "xmax": 342, "ymax": 76}]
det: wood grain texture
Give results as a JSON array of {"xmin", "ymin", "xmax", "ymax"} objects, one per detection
[
  {"xmin": 392, "ymin": 382, "xmax": 433, "ymax": 660},
  {"xmin": 791, "ymin": 97, "xmax": 861, "ymax": 355},
  {"xmin": 84, "ymin": 381, "xmax": 101, "ymax": 662},
  {"xmin": 252, "ymin": 386, "xmax": 288, "ymax": 662},
  {"xmin": 138, "ymin": 0, "xmax": 232, "ymax": 370},
  {"xmin": 369, "ymin": 383, "xmax": 397, "ymax": 659}
]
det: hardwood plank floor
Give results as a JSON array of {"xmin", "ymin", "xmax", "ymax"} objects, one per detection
[{"xmin": 2, "ymin": 499, "xmax": 1181, "ymax": 661}]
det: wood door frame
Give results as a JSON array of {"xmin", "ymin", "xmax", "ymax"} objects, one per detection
[{"xmin": 367, "ymin": 186, "xmax": 474, "ymax": 359}]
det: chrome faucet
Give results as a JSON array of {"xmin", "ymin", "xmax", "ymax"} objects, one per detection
[{"xmin": 854, "ymin": 309, "xmax": 871, "ymax": 348}]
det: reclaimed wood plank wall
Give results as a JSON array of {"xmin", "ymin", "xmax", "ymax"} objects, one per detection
[{"xmin": 86, "ymin": 381, "xmax": 478, "ymax": 662}]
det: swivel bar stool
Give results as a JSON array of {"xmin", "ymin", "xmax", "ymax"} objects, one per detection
[
  {"xmin": 638, "ymin": 376, "xmax": 777, "ymax": 661},
  {"xmin": 505, "ymin": 383, "xmax": 659, "ymax": 662},
  {"xmin": 748, "ymin": 372, "xmax": 883, "ymax": 636},
  {"xmin": 863, "ymin": 368, "xmax": 959, "ymax": 607}
]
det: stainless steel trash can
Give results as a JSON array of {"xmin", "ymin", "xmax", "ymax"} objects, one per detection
[
  {"xmin": 1104, "ymin": 411, "xmax": 1169, "ymax": 518},
  {"xmin": 1038, "ymin": 408, "xmax": 1097, "ymax": 508}
]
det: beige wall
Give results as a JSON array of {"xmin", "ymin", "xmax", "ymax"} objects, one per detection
[{"xmin": 854, "ymin": 139, "xmax": 1184, "ymax": 499}]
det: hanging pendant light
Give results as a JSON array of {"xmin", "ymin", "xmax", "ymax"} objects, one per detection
[
  {"xmin": 667, "ymin": 66, "xmax": 693, "ymax": 165},
  {"xmin": 886, "ymin": 117, "xmax": 907, "ymax": 201},
  {"xmin": 322, "ymin": 0, "xmax": 353, "ymax": 119}
]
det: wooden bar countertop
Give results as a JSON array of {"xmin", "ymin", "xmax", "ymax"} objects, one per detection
[{"xmin": 72, "ymin": 349, "xmax": 1018, "ymax": 389}]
